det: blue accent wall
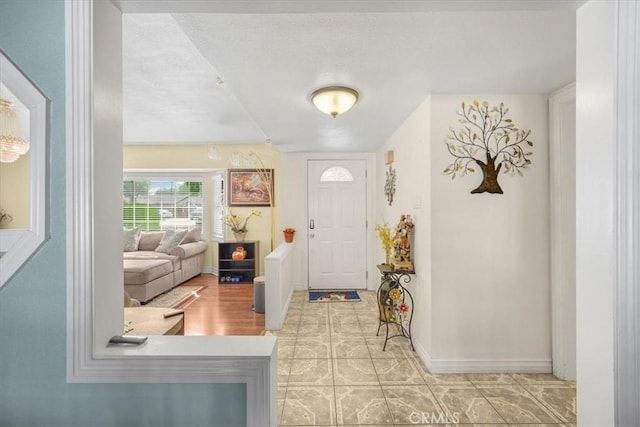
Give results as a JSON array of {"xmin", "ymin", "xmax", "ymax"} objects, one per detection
[{"xmin": 0, "ymin": 1, "xmax": 246, "ymax": 425}]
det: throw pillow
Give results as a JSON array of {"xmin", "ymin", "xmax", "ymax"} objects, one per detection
[
  {"xmin": 180, "ymin": 227, "xmax": 202, "ymax": 244},
  {"xmin": 123, "ymin": 227, "xmax": 142, "ymax": 252},
  {"xmin": 155, "ymin": 229, "xmax": 188, "ymax": 254}
]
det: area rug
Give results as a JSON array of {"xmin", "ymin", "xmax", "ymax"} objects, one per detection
[
  {"xmin": 309, "ymin": 290, "xmax": 361, "ymax": 303},
  {"xmin": 145, "ymin": 285, "xmax": 205, "ymax": 308}
]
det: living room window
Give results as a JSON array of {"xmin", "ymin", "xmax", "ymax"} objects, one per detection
[{"xmin": 123, "ymin": 177, "xmax": 203, "ymax": 232}]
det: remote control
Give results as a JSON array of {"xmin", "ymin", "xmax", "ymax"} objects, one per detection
[{"xmin": 109, "ymin": 335, "xmax": 148, "ymax": 345}]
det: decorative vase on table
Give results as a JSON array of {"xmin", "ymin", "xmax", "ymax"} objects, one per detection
[
  {"xmin": 284, "ymin": 231, "xmax": 295, "ymax": 243},
  {"xmin": 233, "ymin": 232, "xmax": 246, "ymax": 242},
  {"xmin": 232, "ymin": 246, "xmax": 247, "ymax": 260}
]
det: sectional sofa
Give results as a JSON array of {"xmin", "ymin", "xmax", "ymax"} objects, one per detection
[{"xmin": 123, "ymin": 227, "xmax": 207, "ymax": 303}]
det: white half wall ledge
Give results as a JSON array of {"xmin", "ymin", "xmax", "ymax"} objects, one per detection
[{"xmin": 265, "ymin": 242, "xmax": 294, "ymax": 330}]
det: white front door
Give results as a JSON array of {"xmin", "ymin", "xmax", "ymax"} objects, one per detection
[{"xmin": 307, "ymin": 160, "xmax": 367, "ymax": 290}]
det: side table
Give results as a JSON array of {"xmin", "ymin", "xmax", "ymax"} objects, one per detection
[{"xmin": 376, "ymin": 264, "xmax": 415, "ymax": 351}]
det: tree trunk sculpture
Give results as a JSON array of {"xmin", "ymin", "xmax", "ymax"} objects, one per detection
[{"xmin": 443, "ymin": 100, "xmax": 533, "ymax": 194}]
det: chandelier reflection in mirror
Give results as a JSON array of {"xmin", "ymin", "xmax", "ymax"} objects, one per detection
[{"xmin": 0, "ymin": 98, "xmax": 29, "ymax": 163}]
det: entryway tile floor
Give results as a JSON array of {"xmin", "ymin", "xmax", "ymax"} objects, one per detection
[{"xmin": 270, "ymin": 291, "xmax": 576, "ymax": 426}]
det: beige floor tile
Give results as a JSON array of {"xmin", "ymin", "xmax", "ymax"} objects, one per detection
[
  {"xmin": 288, "ymin": 358, "xmax": 334, "ymax": 386},
  {"xmin": 478, "ymin": 385, "xmax": 560, "ymax": 423},
  {"xmin": 272, "ymin": 319, "xmax": 300, "ymax": 337},
  {"xmin": 277, "ymin": 338, "xmax": 296, "ymax": 361},
  {"xmin": 359, "ymin": 320, "xmax": 384, "ymax": 337},
  {"xmin": 278, "ymin": 387, "xmax": 287, "ymax": 425},
  {"xmin": 299, "ymin": 312, "xmax": 330, "ymax": 323},
  {"xmin": 467, "ymin": 373, "xmax": 518, "ymax": 385},
  {"xmin": 335, "ymin": 385, "xmax": 393, "ymax": 425},
  {"xmin": 430, "ymin": 385, "xmax": 506, "ymax": 424},
  {"xmin": 507, "ymin": 424, "xmax": 566, "ymax": 427},
  {"xmin": 293, "ymin": 337, "xmax": 331, "ymax": 359},
  {"xmin": 297, "ymin": 320, "xmax": 330, "ymax": 338},
  {"xmin": 512, "ymin": 373, "xmax": 566, "ymax": 385},
  {"xmin": 281, "ymin": 386, "xmax": 336, "ymax": 426},
  {"xmin": 331, "ymin": 322, "xmax": 364, "ymax": 338},
  {"xmin": 366, "ymin": 337, "xmax": 413, "ymax": 359},
  {"xmin": 331, "ymin": 338, "xmax": 370, "ymax": 359},
  {"xmin": 329, "ymin": 303, "xmax": 359, "ymax": 313},
  {"xmin": 523, "ymin": 384, "xmax": 577, "ymax": 423},
  {"xmin": 330, "ymin": 313, "xmax": 360, "ymax": 327},
  {"xmin": 382, "ymin": 384, "xmax": 444, "ymax": 424},
  {"xmin": 373, "ymin": 358, "xmax": 425, "ymax": 385},
  {"xmin": 279, "ymin": 358, "xmax": 292, "ymax": 386},
  {"xmin": 333, "ymin": 358, "xmax": 379, "ymax": 386}
]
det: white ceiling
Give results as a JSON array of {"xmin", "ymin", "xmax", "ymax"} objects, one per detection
[{"xmin": 121, "ymin": 1, "xmax": 581, "ymax": 152}]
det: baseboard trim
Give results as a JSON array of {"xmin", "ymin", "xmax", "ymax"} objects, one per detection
[{"xmin": 413, "ymin": 341, "xmax": 551, "ymax": 373}]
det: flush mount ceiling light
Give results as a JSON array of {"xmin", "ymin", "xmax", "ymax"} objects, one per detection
[
  {"xmin": 0, "ymin": 98, "xmax": 30, "ymax": 163},
  {"xmin": 311, "ymin": 86, "xmax": 359, "ymax": 118}
]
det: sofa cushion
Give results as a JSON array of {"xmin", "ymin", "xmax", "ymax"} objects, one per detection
[
  {"xmin": 180, "ymin": 227, "xmax": 202, "ymax": 244},
  {"xmin": 170, "ymin": 241, "xmax": 207, "ymax": 259},
  {"xmin": 124, "ymin": 251, "xmax": 181, "ymax": 271},
  {"xmin": 155, "ymin": 229, "xmax": 188, "ymax": 254},
  {"xmin": 138, "ymin": 231, "xmax": 165, "ymax": 251},
  {"xmin": 123, "ymin": 258, "xmax": 173, "ymax": 286},
  {"xmin": 123, "ymin": 227, "xmax": 142, "ymax": 252}
]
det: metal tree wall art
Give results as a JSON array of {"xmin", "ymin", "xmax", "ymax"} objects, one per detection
[{"xmin": 443, "ymin": 100, "xmax": 533, "ymax": 194}]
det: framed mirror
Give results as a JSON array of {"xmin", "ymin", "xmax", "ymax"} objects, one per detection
[{"xmin": 0, "ymin": 49, "xmax": 49, "ymax": 287}]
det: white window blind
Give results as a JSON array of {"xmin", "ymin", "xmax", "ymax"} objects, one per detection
[{"xmin": 211, "ymin": 170, "xmax": 225, "ymax": 241}]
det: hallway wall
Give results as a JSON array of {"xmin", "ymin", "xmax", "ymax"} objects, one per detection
[{"xmin": 377, "ymin": 94, "xmax": 551, "ymax": 373}]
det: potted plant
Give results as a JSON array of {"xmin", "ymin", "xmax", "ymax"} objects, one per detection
[
  {"xmin": 374, "ymin": 221, "xmax": 393, "ymax": 265},
  {"xmin": 224, "ymin": 208, "xmax": 262, "ymax": 241},
  {"xmin": 283, "ymin": 227, "xmax": 296, "ymax": 243}
]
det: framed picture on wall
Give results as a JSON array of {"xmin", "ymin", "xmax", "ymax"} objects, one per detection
[{"xmin": 228, "ymin": 168, "xmax": 274, "ymax": 206}]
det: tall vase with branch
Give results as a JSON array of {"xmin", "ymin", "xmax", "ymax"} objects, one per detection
[
  {"xmin": 0, "ymin": 209, "xmax": 12, "ymax": 229},
  {"xmin": 210, "ymin": 141, "xmax": 277, "ymax": 250}
]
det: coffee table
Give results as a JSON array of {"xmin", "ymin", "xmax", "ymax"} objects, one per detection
[{"xmin": 124, "ymin": 307, "xmax": 184, "ymax": 336}]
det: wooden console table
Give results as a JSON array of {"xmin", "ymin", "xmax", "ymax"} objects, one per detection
[{"xmin": 376, "ymin": 264, "xmax": 415, "ymax": 351}]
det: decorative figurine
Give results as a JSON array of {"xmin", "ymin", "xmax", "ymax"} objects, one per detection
[{"xmin": 392, "ymin": 214, "xmax": 414, "ymax": 271}]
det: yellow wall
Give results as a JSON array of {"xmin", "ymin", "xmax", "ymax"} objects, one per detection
[
  {"xmin": 123, "ymin": 144, "xmax": 281, "ymax": 273},
  {"xmin": 0, "ymin": 151, "xmax": 29, "ymax": 229}
]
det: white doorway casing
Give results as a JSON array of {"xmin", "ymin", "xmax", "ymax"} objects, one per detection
[
  {"xmin": 65, "ymin": 2, "xmax": 276, "ymax": 425},
  {"xmin": 549, "ymin": 83, "xmax": 576, "ymax": 381}
]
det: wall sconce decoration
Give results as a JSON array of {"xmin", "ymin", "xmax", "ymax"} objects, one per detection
[
  {"xmin": 443, "ymin": 100, "xmax": 533, "ymax": 194},
  {"xmin": 0, "ymin": 98, "xmax": 30, "ymax": 163},
  {"xmin": 384, "ymin": 164, "xmax": 396, "ymax": 206},
  {"xmin": 385, "ymin": 150, "xmax": 394, "ymax": 165}
]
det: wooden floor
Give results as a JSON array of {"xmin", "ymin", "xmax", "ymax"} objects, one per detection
[{"xmin": 176, "ymin": 273, "xmax": 265, "ymax": 336}]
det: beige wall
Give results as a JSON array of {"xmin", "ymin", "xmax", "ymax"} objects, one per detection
[
  {"xmin": 123, "ymin": 144, "xmax": 280, "ymax": 273},
  {"xmin": 0, "ymin": 151, "xmax": 29, "ymax": 229}
]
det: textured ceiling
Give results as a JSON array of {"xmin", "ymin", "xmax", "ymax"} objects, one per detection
[{"xmin": 121, "ymin": 1, "xmax": 579, "ymax": 152}]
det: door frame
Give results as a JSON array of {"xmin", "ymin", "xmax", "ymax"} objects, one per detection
[{"xmin": 549, "ymin": 83, "xmax": 576, "ymax": 381}]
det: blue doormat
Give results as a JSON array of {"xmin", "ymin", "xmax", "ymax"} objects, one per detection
[{"xmin": 309, "ymin": 290, "xmax": 361, "ymax": 303}]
